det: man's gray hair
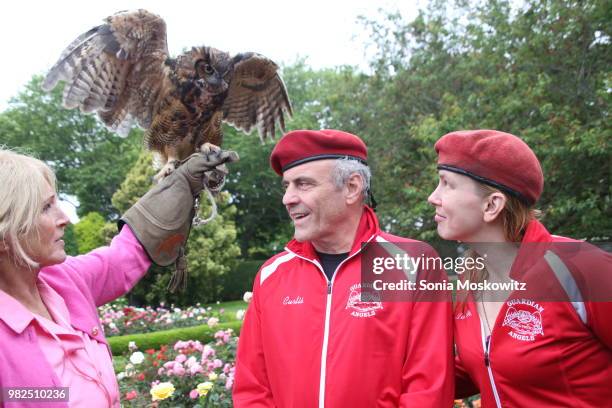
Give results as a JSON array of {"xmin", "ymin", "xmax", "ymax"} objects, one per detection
[{"xmin": 331, "ymin": 158, "xmax": 371, "ymax": 203}]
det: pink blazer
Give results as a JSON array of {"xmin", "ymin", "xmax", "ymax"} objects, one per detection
[{"xmin": 0, "ymin": 227, "xmax": 151, "ymax": 407}]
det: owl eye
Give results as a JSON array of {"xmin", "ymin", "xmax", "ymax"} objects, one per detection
[{"xmin": 195, "ymin": 60, "xmax": 215, "ymax": 77}]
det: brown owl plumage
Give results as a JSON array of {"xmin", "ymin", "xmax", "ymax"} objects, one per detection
[{"xmin": 43, "ymin": 9, "xmax": 292, "ymax": 179}]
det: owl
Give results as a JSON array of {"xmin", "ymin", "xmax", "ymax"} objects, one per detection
[{"xmin": 43, "ymin": 9, "xmax": 292, "ymax": 179}]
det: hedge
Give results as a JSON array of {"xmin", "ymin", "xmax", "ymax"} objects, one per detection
[
  {"xmin": 108, "ymin": 321, "xmax": 242, "ymax": 355},
  {"xmin": 220, "ymin": 259, "xmax": 266, "ymax": 301}
]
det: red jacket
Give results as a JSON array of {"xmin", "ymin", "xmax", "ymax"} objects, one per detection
[
  {"xmin": 233, "ymin": 207, "xmax": 454, "ymax": 407},
  {"xmin": 455, "ymin": 220, "xmax": 612, "ymax": 407}
]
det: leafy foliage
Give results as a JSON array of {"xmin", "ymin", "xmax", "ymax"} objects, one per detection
[
  {"xmin": 111, "ymin": 151, "xmax": 241, "ymax": 306},
  {"xmin": 359, "ymin": 0, "xmax": 611, "ymax": 240},
  {"xmin": 73, "ymin": 212, "xmax": 107, "ymax": 254},
  {"xmin": 62, "ymin": 224, "xmax": 79, "ymax": 257},
  {"xmin": 0, "ymin": 76, "xmax": 141, "ymax": 219},
  {"xmin": 220, "ymin": 259, "xmax": 266, "ymax": 301}
]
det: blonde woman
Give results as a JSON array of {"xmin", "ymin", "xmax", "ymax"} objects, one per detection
[
  {"xmin": 0, "ymin": 147, "xmax": 236, "ymax": 407},
  {"xmin": 428, "ymin": 130, "xmax": 612, "ymax": 407}
]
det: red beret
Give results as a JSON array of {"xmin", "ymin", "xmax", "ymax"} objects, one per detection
[
  {"xmin": 270, "ymin": 129, "xmax": 368, "ymax": 175},
  {"xmin": 435, "ymin": 130, "xmax": 543, "ymax": 205}
]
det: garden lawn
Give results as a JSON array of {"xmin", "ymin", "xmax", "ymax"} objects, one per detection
[{"xmin": 208, "ymin": 299, "xmax": 246, "ymax": 322}]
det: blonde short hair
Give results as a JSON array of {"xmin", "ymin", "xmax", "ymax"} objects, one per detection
[{"xmin": 0, "ymin": 148, "xmax": 57, "ymax": 267}]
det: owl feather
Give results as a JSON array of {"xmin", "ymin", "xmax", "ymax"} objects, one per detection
[{"xmin": 43, "ymin": 9, "xmax": 292, "ymax": 176}]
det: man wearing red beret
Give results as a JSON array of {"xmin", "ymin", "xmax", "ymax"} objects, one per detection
[{"xmin": 233, "ymin": 129, "xmax": 454, "ymax": 407}]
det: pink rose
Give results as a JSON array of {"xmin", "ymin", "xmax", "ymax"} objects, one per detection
[
  {"xmin": 186, "ymin": 356, "xmax": 197, "ymax": 367},
  {"xmin": 189, "ymin": 363, "xmax": 204, "ymax": 375},
  {"xmin": 202, "ymin": 345, "xmax": 215, "ymax": 359},
  {"xmin": 173, "ymin": 363, "xmax": 186, "ymax": 377}
]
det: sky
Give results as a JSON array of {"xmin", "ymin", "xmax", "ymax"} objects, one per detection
[
  {"xmin": 0, "ymin": 0, "xmax": 422, "ymax": 110},
  {"xmin": 1, "ymin": 0, "xmax": 421, "ymax": 222}
]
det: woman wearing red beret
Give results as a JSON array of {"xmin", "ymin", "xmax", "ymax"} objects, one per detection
[{"xmin": 427, "ymin": 130, "xmax": 612, "ymax": 407}]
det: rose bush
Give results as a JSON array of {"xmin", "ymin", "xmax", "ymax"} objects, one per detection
[
  {"xmin": 98, "ymin": 303, "xmax": 230, "ymax": 336},
  {"xmin": 117, "ymin": 329, "xmax": 237, "ymax": 407}
]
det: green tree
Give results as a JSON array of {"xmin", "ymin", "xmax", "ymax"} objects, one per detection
[
  {"xmin": 62, "ymin": 224, "xmax": 79, "ymax": 257},
  {"xmin": 0, "ymin": 76, "xmax": 141, "ymax": 219},
  {"xmin": 73, "ymin": 212, "xmax": 107, "ymax": 254},
  {"xmin": 222, "ymin": 129, "xmax": 291, "ymax": 258},
  {"xmin": 359, "ymin": 0, "xmax": 611, "ymax": 240},
  {"xmin": 112, "ymin": 151, "xmax": 241, "ymax": 306}
]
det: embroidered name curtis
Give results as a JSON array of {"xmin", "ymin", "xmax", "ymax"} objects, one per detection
[{"xmin": 283, "ymin": 296, "xmax": 304, "ymax": 305}]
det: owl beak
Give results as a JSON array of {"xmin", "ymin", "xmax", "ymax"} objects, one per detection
[{"xmin": 205, "ymin": 75, "xmax": 228, "ymax": 95}]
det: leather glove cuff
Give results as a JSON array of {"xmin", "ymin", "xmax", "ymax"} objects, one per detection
[
  {"xmin": 119, "ymin": 174, "xmax": 194, "ymax": 266},
  {"xmin": 119, "ymin": 148, "xmax": 239, "ymax": 267}
]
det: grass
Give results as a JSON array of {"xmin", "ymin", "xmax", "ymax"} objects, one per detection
[{"xmin": 206, "ymin": 299, "xmax": 247, "ymax": 322}]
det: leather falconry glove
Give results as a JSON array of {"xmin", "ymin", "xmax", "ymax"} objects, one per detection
[{"xmin": 119, "ymin": 147, "xmax": 239, "ymax": 291}]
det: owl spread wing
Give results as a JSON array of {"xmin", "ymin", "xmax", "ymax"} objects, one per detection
[
  {"xmin": 222, "ymin": 53, "xmax": 293, "ymax": 140},
  {"xmin": 42, "ymin": 9, "xmax": 170, "ymax": 137}
]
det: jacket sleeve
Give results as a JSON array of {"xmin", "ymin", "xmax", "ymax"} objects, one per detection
[
  {"xmin": 562, "ymin": 243, "xmax": 612, "ymax": 350},
  {"xmin": 587, "ymin": 301, "xmax": 612, "ymax": 350},
  {"xmin": 585, "ymin": 247, "xmax": 612, "ymax": 349},
  {"xmin": 399, "ymin": 248, "xmax": 454, "ymax": 407},
  {"xmin": 58, "ymin": 226, "xmax": 151, "ymax": 306},
  {"xmin": 233, "ymin": 272, "xmax": 276, "ymax": 407},
  {"xmin": 455, "ymin": 353, "xmax": 480, "ymax": 398}
]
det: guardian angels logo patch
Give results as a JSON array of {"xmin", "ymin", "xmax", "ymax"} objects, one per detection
[
  {"xmin": 502, "ymin": 298, "xmax": 544, "ymax": 341},
  {"xmin": 346, "ymin": 283, "xmax": 383, "ymax": 318}
]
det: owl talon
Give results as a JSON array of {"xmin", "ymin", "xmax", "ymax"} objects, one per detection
[
  {"xmin": 154, "ymin": 160, "xmax": 180, "ymax": 182},
  {"xmin": 200, "ymin": 142, "xmax": 221, "ymax": 156}
]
